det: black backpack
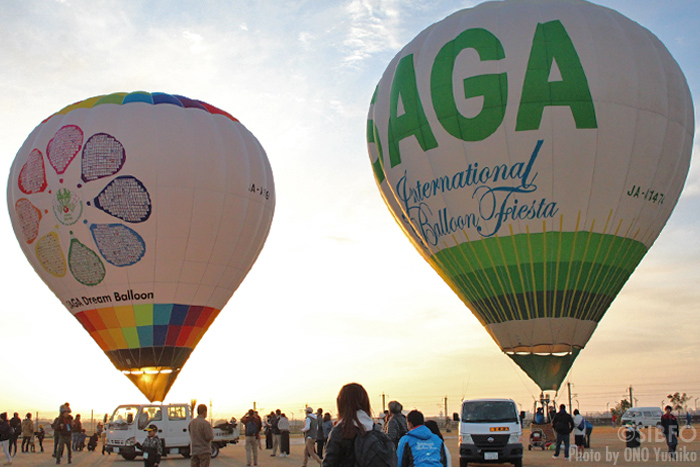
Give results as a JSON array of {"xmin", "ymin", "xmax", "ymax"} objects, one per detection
[{"xmin": 354, "ymin": 425, "xmax": 397, "ymax": 467}]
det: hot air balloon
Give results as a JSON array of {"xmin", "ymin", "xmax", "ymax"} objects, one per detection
[
  {"xmin": 367, "ymin": 0, "xmax": 693, "ymax": 392},
  {"xmin": 7, "ymin": 92, "xmax": 275, "ymax": 401}
]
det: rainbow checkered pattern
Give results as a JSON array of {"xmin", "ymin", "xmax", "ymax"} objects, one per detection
[{"xmin": 75, "ymin": 304, "xmax": 220, "ymax": 356}]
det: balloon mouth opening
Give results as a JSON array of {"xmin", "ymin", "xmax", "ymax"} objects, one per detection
[
  {"xmin": 506, "ymin": 351, "xmax": 577, "ymax": 357},
  {"xmin": 122, "ymin": 367, "xmax": 174, "ymax": 375}
]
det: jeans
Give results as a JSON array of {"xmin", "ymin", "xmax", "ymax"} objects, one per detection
[
  {"xmin": 56, "ymin": 434, "xmax": 72, "ymax": 463},
  {"xmin": 554, "ymin": 432, "xmax": 570, "ymax": 458}
]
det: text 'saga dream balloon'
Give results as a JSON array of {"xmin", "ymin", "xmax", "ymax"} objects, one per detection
[
  {"xmin": 8, "ymin": 92, "xmax": 275, "ymax": 401},
  {"xmin": 367, "ymin": 0, "xmax": 693, "ymax": 390}
]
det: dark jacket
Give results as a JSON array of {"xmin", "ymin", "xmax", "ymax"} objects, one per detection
[
  {"xmin": 0, "ymin": 420, "xmax": 13, "ymax": 441},
  {"xmin": 661, "ymin": 413, "xmax": 679, "ymax": 437},
  {"xmin": 387, "ymin": 413, "xmax": 408, "ymax": 446},
  {"xmin": 552, "ymin": 410, "xmax": 574, "ymax": 435},
  {"xmin": 56, "ymin": 415, "xmax": 74, "ymax": 437},
  {"xmin": 322, "ymin": 422, "xmax": 357, "ymax": 467}
]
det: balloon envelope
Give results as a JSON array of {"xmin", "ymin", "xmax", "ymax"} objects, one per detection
[
  {"xmin": 367, "ymin": 0, "xmax": 693, "ymax": 390},
  {"xmin": 8, "ymin": 92, "xmax": 275, "ymax": 401}
]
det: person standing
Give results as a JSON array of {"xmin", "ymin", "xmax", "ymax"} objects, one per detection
[
  {"xmin": 241, "ymin": 409, "xmax": 262, "ymax": 466},
  {"xmin": 396, "ymin": 411, "xmax": 448, "ymax": 467},
  {"xmin": 278, "ymin": 413, "xmax": 290, "ymax": 458},
  {"xmin": 8, "ymin": 414, "xmax": 20, "ymax": 458},
  {"xmin": 315, "ymin": 408, "xmax": 325, "ymax": 459},
  {"xmin": 188, "ymin": 404, "xmax": 214, "ymax": 467},
  {"xmin": 55, "ymin": 407, "xmax": 73, "ymax": 465},
  {"xmin": 386, "ymin": 401, "xmax": 408, "ymax": 447},
  {"xmin": 551, "ymin": 404, "xmax": 574, "ymax": 460},
  {"xmin": 0, "ymin": 413, "xmax": 13, "ymax": 465},
  {"xmin": 270, "ymin": 410, "xmax": 281, "ymax": 457},
  {"xmin": 302, "ymin": 407, "xmax": 322, "ymax": 467},
  {"xmin": 661, "ymin": 405, "xmax": 679, "ymax": 460},
  {"xmin": 321, "ymin": 413, "xmax": 333, "ymax": 456},
  {"xmin": 71, "ymin": 414, "xmax": 82, "ymax": 451},
  {"xmin": 35, "ymin": 425, "xmax": 45, "ymax": 453},
  {"xmin": 322, "ymin": 382, "xmax": 396, "ymax": 467},
  {"xmin": 21, "ymin": 413, "xmax": 33, "ymax": 453},
  {"xmin": 572, "ymin": 409, "xmax": 585, "ymax": 453},
  {"xmin": 135, "ymin": 424, "xmax": 162, "ymax": 467}
]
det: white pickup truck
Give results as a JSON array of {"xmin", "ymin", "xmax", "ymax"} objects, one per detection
[{"xmin": 105, "ymin": 403, "xmax": 238, "ymax": 460}]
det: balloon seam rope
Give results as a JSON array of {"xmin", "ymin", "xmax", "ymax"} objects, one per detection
[
  {"xmin": 570, "ymin": 219, "xmax": 596, "ymax": 321},
  {"xmin": 452, "ymin": 234, "xmax": 501, "ymax": 325},
  {"xmin": 482, "ymin": 233, "xmax": 515, "ymax": 323},
  {"xmin": 574, "ymin": 210, "xmax": 612, "ymax": 320},
  {"xmin": 585, "ymin": 218, "xmax": 631, "ymax": 322},
  {"xmin": 459, "ymin": 231, "xmax": 502, "ymax": 325},
  {"xmin": 508, "ymin": 225, "xmax": 532, "ymax": 323},
  {"xmin": 552, "ymin": 215, "xmax": 564, "ymax": 321},
  {"xmin": 578, "ymin": 210, "xmax": 616, "ymax": 321},
  {"xmin": 493, "ymin": 229, "xmax": 522, "ymax": 323},
  {"xmin": 562, "ymin": 213, "xmax": 582, "ymax": 323},
  {"xmin": 525, "ymin": 224, "xmax": 539, "ymax": 320}
]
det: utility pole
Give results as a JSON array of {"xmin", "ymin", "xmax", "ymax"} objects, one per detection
[
  {"xmin": 629, "ymin": 386, "xmax": 634, "ymax": 407},
  {"xmin": 444, "ymin": 397, "xmax": 448, "ymax": 419},
  {"xmin": 568, "ymin": 382, "xmax": 573, "ymax": 413},
  {"xmin": 381, "ymin": 393, "xmax": 386, "ymax": 413}
]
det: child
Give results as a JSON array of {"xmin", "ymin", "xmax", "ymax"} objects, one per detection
[
  {"xmin": 35, "ymin": 425, "xmax": 45, "ymax": 453},
  {"xmin": 135, "ymin": 424, "xmax": 162, "ymax": 467}
]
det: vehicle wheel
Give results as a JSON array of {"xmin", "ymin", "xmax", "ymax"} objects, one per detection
[
  {"xmin": 181, "ymin": 447, "xmax": 191, "ymax": 459},
  {"xmin": 528, "ymin": 445, "xmax": 532, "ymax": 451},
  {"xmin": 121, "ymin": 453, "xmax": 137, "ymax": 461},
  {"xmin": 211, "ymin": 444, "xmax": 220, "ymax": 459},
  {"xmin": 513, "ymin": 459, "xmax": 522, "ymax": 467}
]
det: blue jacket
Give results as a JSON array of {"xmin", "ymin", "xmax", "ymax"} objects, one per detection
[{"xmin": 396, "ymin": 425, "xmax": 448, "ymax": 467}]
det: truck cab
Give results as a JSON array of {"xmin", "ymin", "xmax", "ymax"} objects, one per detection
[{"xmin": 455, "ymin": 398, "xmax": 523, "ymax": 467}]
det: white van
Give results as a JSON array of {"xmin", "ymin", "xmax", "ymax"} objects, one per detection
[
  {"xmin": 621, "ymin": 407, "xmax": 663, "ymax": 427},
  {"xmin": 455, "ymin": 399, "xmax": 523, "ymax": 467},
  {"xmin": 105, "ymin": 403, "xmax": 238, "ymax": 460}
]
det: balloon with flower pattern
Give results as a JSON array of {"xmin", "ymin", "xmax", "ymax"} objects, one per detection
[{"xmin": 8, "ymin": 92, "xmax": 275, "ymax": 401}]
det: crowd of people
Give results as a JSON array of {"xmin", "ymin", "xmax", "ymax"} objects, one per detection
[{"xmin": 0, "ymin": 386, "xmax": 452, "ymax": 467}]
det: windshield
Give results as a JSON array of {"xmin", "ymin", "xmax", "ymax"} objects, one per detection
[
  {"xmin": 462, "ymin": 401, "xmax": 518, "ymax": 423},
  {"xmin": 111, "ymin": 406, "xmax": 140, "ymax": 424}
]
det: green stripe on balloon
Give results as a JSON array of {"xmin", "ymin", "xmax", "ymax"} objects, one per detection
[{"xmin": 429, "ymin": 231, "xmax": 647, "ymax": 324}]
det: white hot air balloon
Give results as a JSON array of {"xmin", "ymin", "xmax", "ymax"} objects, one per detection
[
  {"xmin": 8, "ymin": 92, "xmax": 275, "ymax": 401},
  {"xmin": 367, "ymin": 0, "xmax": 693, "ymax": 391}
]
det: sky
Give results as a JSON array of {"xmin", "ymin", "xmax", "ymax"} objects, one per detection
[{"xmin": 1, "ymin": 0, "xmax": 699, "ymax": 424}]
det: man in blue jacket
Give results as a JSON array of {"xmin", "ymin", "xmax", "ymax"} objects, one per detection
[{"xmin": 396, "ymin": 411, "xmax": 448, "ymax": 467}]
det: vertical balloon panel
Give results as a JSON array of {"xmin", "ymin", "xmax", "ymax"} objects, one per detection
[
  {"xmin": 367, "ymin": 0, "xmax": 693, "ymax": 390},
  {"xmin": 8, "ymin": 92, "xmax": 275, "ymax": 401}
]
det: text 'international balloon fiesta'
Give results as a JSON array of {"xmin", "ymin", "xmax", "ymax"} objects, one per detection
[
  {"xmin": 7, "ymin": 92, "xmax": 275, "ymax": 401},
  {"xmin": 367, "ymin": 0, "xmax": 693, "ymax": 391}
]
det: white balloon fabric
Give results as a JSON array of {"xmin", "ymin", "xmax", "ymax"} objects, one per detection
[
  {"xmin": 367, "ymin": 0, "xmax": 693, "ymax": 390},
  {"xmin": 8, "ymin": 92, "xmax": 275, "ymax": 401}
]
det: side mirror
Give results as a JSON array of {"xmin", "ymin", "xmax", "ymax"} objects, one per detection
[{"xmin": 452, "ymin": 412, "xmax": 460, "ymax": 422}]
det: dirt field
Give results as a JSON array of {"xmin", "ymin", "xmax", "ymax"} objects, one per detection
[{"xmin": 7, "ymin": 425, "xmax": 699, "ymax": 466}]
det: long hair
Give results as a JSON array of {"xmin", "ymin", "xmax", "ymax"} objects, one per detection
[{"xmin": 336, "ymin": 382, "xmax": 371, "ymax": 439}]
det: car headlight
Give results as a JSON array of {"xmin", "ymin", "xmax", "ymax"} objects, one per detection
[
  {"xmin": 508, "ymin": 433, "xmax": 522, "ymax": 444},
  {"xmin": 460, "ymin": 434, "xmax": 474, "ymax": 444},
  {"xmin": 125, "ymin": 437, "xmax": 135, "ymax": 446}
]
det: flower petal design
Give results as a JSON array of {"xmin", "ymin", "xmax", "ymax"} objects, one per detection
[
  {"xmin": 15, "ymin": 198, "xmax": 42, "ymax": 244},
  {"xmin": 81, "ymin": 133, "xmax": 125, "ymax": 182},
  {"xmin": 35, "ymin": 232, "xmax": 67, "ymax": 277},
  {"xmin": 47, "ymin": 125, "xmax": 83, "ymax": 174},
  {"xmin": 94, "ymin": 176, "xmax": 151, "ymax": 223},
  {"xmin": 69, "ymin": 238, "xmax": 106, "ymax": 286},
  {"xmin": 18, "ymin": 149, "xmax": 48, "ymax": 194},
  {"xmin": 90, "ymin": 223, "xmax": 146, "ymax": 267}
]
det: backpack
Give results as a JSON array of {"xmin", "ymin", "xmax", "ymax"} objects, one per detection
[
  {"xmin": 577, "ymin": 418, "xmax": 586, "ymax": 431},
  {"xmin": 245, "ymin": 420, "xmax": 259, "ymax": 436},
  {"xmin": 354, "ymin": 425, "xmax": 397, "ymax": 467}
]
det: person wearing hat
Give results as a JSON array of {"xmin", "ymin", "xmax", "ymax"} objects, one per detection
[
  {"xmin": 301, "ymin": 407, "xmax": 322, "ymax": 467},
  {"xmin": 135, "ymin": 424, "xmax": 162, "ymax": 467}
]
